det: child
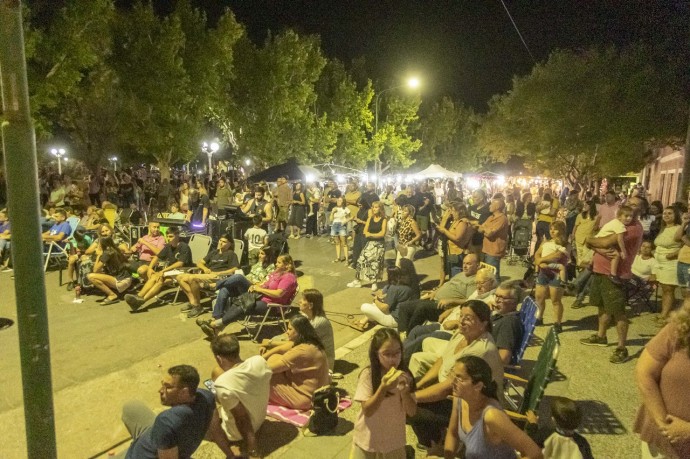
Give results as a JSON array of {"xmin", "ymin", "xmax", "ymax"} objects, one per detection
[
  {"xmin": 527, "ymin": 396, "xmax": 594, "ymax": 459},
  {"xmin": 244, "ymin": 215, "xmax": 268, "ymax": 266},
  {"xmin": 538, "ymin": 229, "xmax": 569, "ymax": 283},
  {"xmin": 351, "ymin": 328, "xmax": 416, "ymax": 459},
  {"xmin": 594, "ymin": 206, "xmax": 633, "ymax": 283}
]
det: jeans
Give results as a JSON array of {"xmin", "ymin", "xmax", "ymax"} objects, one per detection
[
  {"xmin": 396, "ymin": 299, "xmax": 441, "ymax": 334},
  {"xmin": 306, "ymin": 203, "xmax": 319, "ymax": 236},
  {"xmin": 213, "ymin": 274, "xmax": 252, "ymax": 318},
  {"xmin": 573, "ymin": 267, "xmax": 592, "ymax": 301},
  {"xmin": 482, "ymin": 253, "xmax": 502, "ymax": 281}
]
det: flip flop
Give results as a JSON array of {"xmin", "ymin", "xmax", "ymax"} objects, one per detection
[{"xmin": 101, "ymin": 297, "xmax": 120, "ymax": 305}]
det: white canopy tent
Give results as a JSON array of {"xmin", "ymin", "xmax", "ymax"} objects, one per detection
[{"xmin": 415, "ymin": 164, "xmax": 461, "ymax": 178}]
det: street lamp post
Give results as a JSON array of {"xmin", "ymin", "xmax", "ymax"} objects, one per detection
[
  {"xmin": 109, "ymin": 156, "xmax": 118, "ymax": 172},
  {"xmin": 50, "ymin": 148, "xmax": 67, "ymax": 175},
  {"xmin": 202, "ymin": 141, "xmax": 219, "ymax": 175},
  {"xmin": 373, "ymin": 77, "xmax": 420, "ymax": 187}
]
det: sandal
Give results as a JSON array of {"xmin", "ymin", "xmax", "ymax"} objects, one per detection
[
  {"xmin": 348, "ymin": 317, "xmax": 372, "ymax": 332},
  {"xmin": 101, "ymin": 297, "xmax": 120, "ymax": 306}
]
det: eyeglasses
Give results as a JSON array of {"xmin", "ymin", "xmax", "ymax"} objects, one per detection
[
  {"xmin": 460, "ymin": 315, "xmax": 476, "ymax": 323},
  {"xmin": 378, "ymin": 350, "xmax": 402, "ymax": 359}
]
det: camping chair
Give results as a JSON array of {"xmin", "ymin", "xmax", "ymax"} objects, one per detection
[
  {"xmin": 233, "ymin": 239, "xmax": 245, "ymax": 268},
  {"xmin": 243, "ymin": 284, "xmax": 300, "ymax": 343},
  {"xmin": 509, "ymin": 295, "xmax": 539, "ymax": 366},
  {"xmin": 44, "ymin": 217, "xmax": 79, "ymax": 273},
  {"xmin": 503, "ymin": 326, "xmax": 560, "ymax": 422},
  {"xmin": 625, "ymin": 276, "xmax": 658, "ymax": 314}
]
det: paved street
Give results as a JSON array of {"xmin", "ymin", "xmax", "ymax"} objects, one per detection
[{"xmin": 0, "ymin": 236, "xmax": 660, "ymax": 458}]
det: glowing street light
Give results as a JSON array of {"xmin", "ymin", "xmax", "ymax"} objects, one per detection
[
  {"xmin": 202, "ymin": 141, "xmax": 220, "ymax": 174},
  {"xmin": 109, "ymin": 156, "xmax": 118, "ymax": 172},
  {"xmin": 50, "ymin": 148, "xmax": 67, "ymax": 175},
  {"xmin": 373, "ymin": 77, "xmax": 421, "ymax": 186}
]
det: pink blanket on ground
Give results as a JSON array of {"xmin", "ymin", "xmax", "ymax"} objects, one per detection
[{"xmin": 265, "ymin": 398, "xmax": 352, "ymax": 427}]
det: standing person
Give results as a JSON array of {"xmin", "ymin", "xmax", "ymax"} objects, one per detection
[
  {"xmin": 444, "ymin": 356, "xmax": 543, "ymax": 459},
  {"xmin": 113, "ymin": 365, "xmax": 215, "ymax": 459},
  {"xmin": 533, "ymin": 221, "xmax": 569, "ymax": 332},
  {"xmin": 186, "ymin": 182, "xmax": 211, "ymax": 227},
  {"xmin": 569, "ymin": 200, "xmax": 599, "ymax": 308},
  {"xmin": 305, "ymin": 182, "xmax": 321, "ymax": 238},
  {"xmin": 330, "ymin": 196, "xmax": 351, "ymax": 263},
  {"xmin": 654, "ymin": 206, "xmax": 682, "ymax": 322},
  {"xmin": 395, "ymin": 204, "xmax": 422, "ymax": 265},
  {"xmin": 88, "ymin": 174, "xmax": 102, "ymax": 207},
  {"xmin": 414, "ymin": 183, "xmax": 434, "ymax": 248},
  {"xmin": 433, "ymin": 202, "xmax": 474, "ymax": 278},
  {"xmin": 205, "ymin": 335, "xmax": 272, "ymax": 459},
  {"xmin": 287, "ymin": 182, "xmax": 306, "ymax": 239},
  {"xmin": 241, "ymin": 186, "xmax": 274, "ymax": 229},
  {"xmin": 380, "ymin": 184, "xmax": 396, "ymax": 218},
  {"xmin": 349, "ymin": 199, "xmax": 371, "ymax": 270},
  {"xmin": 215, "ymin": 176, "xmax": 232, "ymax": 209},
  {"xmin": 564, "ymin": 189, "xmax": 583, "ymax": 238},
  {"xmin": 344, "ymin": 182, "xmax": 362, "ymax": 237},
  {"xmin": 476, "ymin": 197, "xmax": 509, "ymax": 281},
  {"xmin": 445, "ymin": 181, "xmax": 460, "ymax": 203},
  {"xmin": 676, "ymin": 211, "xmax": 690, "ymax": 297},
  {"xmin": 580, "ymin": 196, "xmax": 644, "ymax": 364},
  {"xmin": 274, "ymin": 176, "xmax": 292, "ymax": 233},
  {"xmin": 351, "ymin": 328, "xmax": 417, "ymax": 459},
  {"xmin": 467, "ymin": 189, "xmax": 491, "ymax": 255},
  {"xmin": 598, "ymin": 190, "xmax": 620, "ymax": 227},
  {"xmin": 347, "ymin": 201, "xmax": 387, "ymax": 289},
  {"xmin": 634, "ymin": 298, "xmax": 690, "ymax": 459},
  {"xmin": 534, "ymin": 192, "xmax": 559, "ymax": 253}
]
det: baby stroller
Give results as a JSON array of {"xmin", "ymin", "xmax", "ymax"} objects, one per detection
[{"xmin": 507, "ymin": 219, "xmax": 532, "ymax": 267}]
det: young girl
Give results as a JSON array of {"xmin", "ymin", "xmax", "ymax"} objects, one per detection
[
  {"xmin": 537, "ymin": 228, "xmax": 569, "ymax": 283},
  {"xmin": 330, "ymin": 196, "xmax": 351, "ymax": 262},
  {"xmin": 351, "ymin": 328, "xmax": 416, "ymax": 459}
]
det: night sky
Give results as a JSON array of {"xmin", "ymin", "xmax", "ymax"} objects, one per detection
[{"xmin": 189, "ymin": 0, "xmax": 690, "ymax": 109}]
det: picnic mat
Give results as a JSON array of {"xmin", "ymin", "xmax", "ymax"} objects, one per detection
[{"xmin": 266, "ymin": 398, "xmax": 352, "ymax": 427}]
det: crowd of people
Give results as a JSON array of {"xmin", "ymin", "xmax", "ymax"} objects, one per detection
[{"xmin": 4, "ymin": 166, "xmax": 690, "ymax": 459}]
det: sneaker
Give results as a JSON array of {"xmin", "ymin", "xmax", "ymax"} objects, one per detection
[
  {"xmin": 180, "ymin": 303, "xmax": 194, "ymax": 313},
  {"xmin": 187, "ymin": 306, "xmax": 205, "ymax": 318},
  {"xmin": 346, "ymin": 280, "xmax": 362, "ymax": 288},
  {"xmin": 125, "ymin": 294, "xmax": 146, "ymax": 312},
  {"xmin": 580, "ymin": 334, "xmax": 608, "ymax": 347},
  {"xmin": 571, "ymin": 299, "xmax": 584, "ymax": 309},
  {"xmin": 610, "ymin": 347, "xmax": 629, "ymax": 364},
  {"xmin": 371, "ymin": 283, "xmax": 378, "ymax": 291}
]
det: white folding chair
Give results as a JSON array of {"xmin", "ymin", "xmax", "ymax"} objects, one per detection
[
  {"xmin": 171, "ymin": 234, "xmax": 212, "ymax": 303},
  {"xmin": 233, "ymin": 239, "xmax": 244, "ymax": 266}
]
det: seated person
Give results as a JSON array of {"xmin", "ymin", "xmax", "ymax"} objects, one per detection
[
  {"xmin": 78, "ymin": 205, "xmax": 102, "ymax": 231},
  {"xmin": 206, "ymin": 335, "xmax": 272, "ymax": 459},
  {"xmin": 124, "ymin": 227, "xmax": 193, "ymax": 311},
  {"xmin": 42, "ymin": 209, "xmax": 72, "ymax": 245},
  {"xmin": 0, "ymin": 210, "xmax": 11, "ymax": 270},
  {"xmin": 73, "ymin": 224, "xmax": 127, "ymax": 290},
  {"xmin": 125, "ymin": 221, "xmax": 166, "ymax": 281},
  {"xmin": 403, "ymin": 268, "xmax": 498, "ymax": 362},
  {"xmin": 406, "ymin": 300, "xmax": 504, "ymax": 450},
  {"xmin": 86, "ymin": 237, "xmax": 133, "ymax": 305},
  {"xmin": 197, "ymin": 253, "xmax": 296, "ymax": 337},
  {"xmin": 64, "ymin": 229, "xmax": 95, "ymax": 290},
  {"xmin": 114, "ymin": 365, "xmax": 215, "ymax": 459},
  {"xmin": 631, "ymin": 240, "xmax": 657, "ymax": 283},
  {"xmin": 262, "ymin": 315, "xmax": 330, "ymax": 411},
  {"xmin": 396, "ymin": 254, "xmax": 480, "ymax": 335},
  {"xmin": 157, "ymin": 202, "xmax": 186, "ymax": 220},
  {"xmin": 259, "ymin": 289, "xmax": 335, "ymax": 371},
  {"xmin": 353, "ymin": 266, "xmax": 415, "ymax": 331},
  {"xmin": 178, "ymin": 234, "xmax": 240, "ymax": 318},
  {"xmin": 244, "ymin": 215, "xmax": 268, "ymax": 266}
]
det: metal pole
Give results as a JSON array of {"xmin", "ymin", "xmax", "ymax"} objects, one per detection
[
  {"xmin": 207, "ymin": 152, "xmax": 212, "ymax": 174},
  {"xmin": 57, "ymin": 155, "xmax": 61, "ymax": 175},
  {"xmin": 0, "ymin": 1, "xmax": 58, "ymax": 458}
]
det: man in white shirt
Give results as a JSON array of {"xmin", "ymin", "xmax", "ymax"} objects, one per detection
[{"xmin": 206, "ymin": 335, "xmax": 272, "ymax": 459}]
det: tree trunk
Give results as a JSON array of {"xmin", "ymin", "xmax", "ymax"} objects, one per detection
[
  {"xmin": 158, "ymin": 161, "xmax": 171, "ymax": 181},
  {"xmin": 676, "ymin": 105, "xmax": 690, "ymax": 202}
]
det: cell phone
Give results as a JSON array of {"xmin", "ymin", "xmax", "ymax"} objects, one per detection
[{"xmin": 203, "ymin": 378, "xmax": 216, "ymax": 395}]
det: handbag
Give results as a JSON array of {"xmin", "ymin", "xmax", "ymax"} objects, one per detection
[
  {"xmin": 232, "ymin": 291, "xmax": 262, "ymax": 313},
  {"xmin": 307, "ymin": 385, "xmax": 340, "ymax": 435}
]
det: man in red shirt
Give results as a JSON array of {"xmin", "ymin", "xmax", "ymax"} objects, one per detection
[{"xmin": 579, "ymin": 196, "xmax": 645, "ymax": 364}]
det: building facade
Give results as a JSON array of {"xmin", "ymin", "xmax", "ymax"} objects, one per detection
[{"xmin": 640, "ymin": 145, "xmax": 686, "ymax": 206}]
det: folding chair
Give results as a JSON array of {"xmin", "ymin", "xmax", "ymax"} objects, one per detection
[
  {"xmin": 510, "ymin": 295, "xmax": 539, "ymax": 366},
  {"xmin": 43, "ymin": 242, "xmax": 69, "ymax": 272},
  {"xmin": 233, "ymin": 239, "xmax": 245, "ymax": 267},
  {"xmin": 504, "ymin": 326, "xmax": 560, "ymax": 421},
  {"xmin": 625, "ymin": 276, "xmax": 658, "ymax": 314},
  {"xmin": 479, "ymin": 261, "xmax": 497, "ymax": 277},
  {"xmin": 170, "ymin": 234, "xmax": 212, "ymax": 303},
  {"xmin": 243, "ymin": 284, "xmax": 300, "ymax": 342}
]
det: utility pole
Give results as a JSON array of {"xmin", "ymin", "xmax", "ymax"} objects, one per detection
[{"xmin": 0, "ymin": 1, "xmax": 58, "ymax": 457}]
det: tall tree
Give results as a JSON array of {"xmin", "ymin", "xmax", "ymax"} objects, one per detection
[
  {"xmin": 415, "ymin": 96, "xmax": 480, "ymax": 172},
  {"xmin": 478, "ymin": 45, "xmax": 687, "ymax": 184},
  {"xmin": 314, "ymin": 59, "xmax": 374, "ymax": 168},
  {"xmin": 221, "ymin": 30, "xmax": 328, "ymax": 165},
  {"xmin": 374, "ymin": 92, "xmax": 422, "ymax": 172}
]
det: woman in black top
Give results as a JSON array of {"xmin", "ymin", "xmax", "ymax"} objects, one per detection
[
  {"xmin": 287, "ymin": 182, "xmax": 306, "ymax": 239},
  {"xmin": 347, "ymin": 201, "xmax": 388, "ymax": 290},
  {"xmin": 87, "ymin": 237, "xmax": 133, "ymax": 304}
]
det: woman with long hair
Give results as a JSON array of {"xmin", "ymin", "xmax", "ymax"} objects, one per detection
[
  {"xmin": 533, "ymin": 220, "xmax": 569, "ymax": 332},
  {"xmin": 654, "ymin": 206, "xmax": 682, "ymax": 322},
  {"xmin": 330, "ymin": 196, "xmax": 351, "ymax": 263},
  {"xmin": 87, "ymin": 237, "xmax": 133, "ymax": 305},
  {"xmin": 287, "ymin": 182, "xmax": 306, "ymax": 239},
  {"xmin": 444, "ymin": 355, "xmax": 543, "ymax": 458},
  {"xmin": 198, "ymin": 253, "xmax": 297, "ymax": 336},
  {"xmin": 347, "ymin": 201, "xmax": 387, "ymax": 289},
  {"xmin": 634, "ymin": 298, "xmax": 690, "ymax": 458},
  {"xmin": 435, "ymin": 202, "xmax": 474, "ymax": 278},
  {"xmin": 395, "ymin": 204, "xmax": 422, "ymax": 265},
  {"xmin": 263, "ymin": 315, "xmax": 330, "ymax": 410}
]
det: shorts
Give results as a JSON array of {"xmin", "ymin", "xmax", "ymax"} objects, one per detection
[
  {"xmin": 677, "ymin": 261, "xmax": 690, "ymax": 288},
  {"xmin": 331, "ymin": 222, "xmax": 347, "ymax": 237},
  {"xmin": 416, "ymin": 215, "xmax": 429, "ymax": 232},
  {"xmin": 536, "ymin": 270, "xmax": 562, "ymax": 288},
  {"xmin": 115, "ymin": 276, "xmax": 133, "ymax": 293},
  {"xmin": 589, "ymin": 273, "xmax": 626, "ymax": 317},
  {"xmin": 277, "ymin": 206, "xmax": 289, "ymax": 222}
]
